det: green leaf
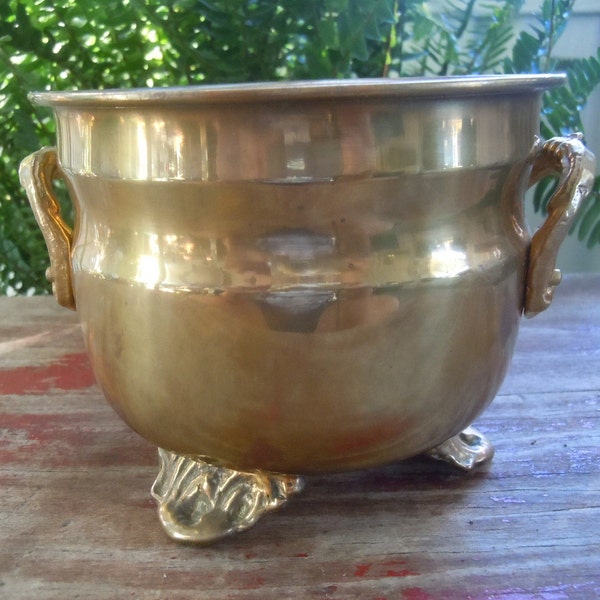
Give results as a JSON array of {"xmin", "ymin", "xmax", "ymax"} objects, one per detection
[{"xmin": 318, "ymin": 19, "xmax": 338, "ymax": 49}]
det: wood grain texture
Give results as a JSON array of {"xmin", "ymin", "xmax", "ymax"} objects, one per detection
[{"xmin": 1, "ymin": 276, "xmax": 598, "ymax": 599}]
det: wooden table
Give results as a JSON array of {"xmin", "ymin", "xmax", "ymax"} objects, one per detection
[{"xmin": 1, "ymin": 276, "xmax": 598, "ymax": 599}]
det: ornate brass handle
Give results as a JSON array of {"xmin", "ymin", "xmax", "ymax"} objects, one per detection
[
  {"xmin": 19, "ymin": 147, "xmax": 76, "ymax": 310},
  {"xmin": 525, "ymin": 133, "xmax": 596, "ymax": 318}
]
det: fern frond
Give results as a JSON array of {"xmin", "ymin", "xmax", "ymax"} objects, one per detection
[
  {"xmin": 465, "ymin": 0, "xmax": 524, "ymax": 73},
  {"xmin": 576, "ymin": 179, "xmax": 600, "ymax": 248},
  {"xmin": 506, "ymin": 0, "xmax": 575, "ymax": 73}
]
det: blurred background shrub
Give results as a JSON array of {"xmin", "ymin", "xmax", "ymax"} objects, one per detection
[{"xmin": 1, "ymin": 0, "xmax": 599, "ymax": 295}]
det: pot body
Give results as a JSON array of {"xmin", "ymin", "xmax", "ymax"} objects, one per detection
[{"xmin": 36, "ymin": 78, "xmax": 561, "ymax": 472}]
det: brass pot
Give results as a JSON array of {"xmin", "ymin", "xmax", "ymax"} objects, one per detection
[{"xmin": 20, "ymin": 76, "xmax": 595, "ymax": 543}]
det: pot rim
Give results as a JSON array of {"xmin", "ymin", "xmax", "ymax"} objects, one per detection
[{"xmin": 29, "ymin": 74, "xmax": 566, "ymax": 108}]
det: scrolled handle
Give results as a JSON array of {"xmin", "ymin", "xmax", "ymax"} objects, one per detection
[
  {"xmin": 19, "ymin": 147, "xmax": 76, "ymax": 310},
  {"xmin": 525, "ymin": 133, "xmax": 596, "ymax": 318}
]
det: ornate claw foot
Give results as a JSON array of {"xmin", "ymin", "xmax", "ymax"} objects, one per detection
[
  {"xmin": 151, "ymin": 449, "xmax": 305, "ymax": 544},
  {"xmin": 425, "ymin": 426, "xmax": 494, "ymax": 471}
]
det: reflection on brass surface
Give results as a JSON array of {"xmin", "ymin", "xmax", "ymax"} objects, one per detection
[
  {"xmin": 151, "ymin": 448, "xmax": 304, "ymax": 543},
  {"xmin": 19, "ymin": 147, "xmax": 75, "ymax": 310},
  {"xmin": 20, "ymin": 76, "xmax": 596, "ymax": 542},
  {"xmin": 525, "ymin": 133, "xmax": 596, "ymax": 317},
  {"xmin": 426, "ymin": 426, "xmax": 494, "ymax": 471}
]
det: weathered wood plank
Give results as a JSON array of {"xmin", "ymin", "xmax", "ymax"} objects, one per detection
[{"xmin": 0, "ymin": 276, "xmax": 598, "ymax": 599}]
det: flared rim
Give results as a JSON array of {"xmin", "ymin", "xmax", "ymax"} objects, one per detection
[{"xmin": 29, "ymin": 74, "xmax": 566, "ymax": 108}]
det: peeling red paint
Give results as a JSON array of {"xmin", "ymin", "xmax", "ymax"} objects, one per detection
[
  {"xmin": 353, "ymin": 559, "xmax": 420, "ymax": 580},
  {"xmin": 402, "ymin": 588, "xmax": 433, "ymax": 600},
  {"xmin": 0, "ymin": 413, "xmax": 96, "ymax": 447},
  {"xmin": 244, "ymin": 576, "xmax": 266, "ymax": 590},
  {"xmin": 0, "ymin": 352, "xmax": 96, "ymax": 395},
  {"xmin": 382, "ymin": 559, "xmax": 420, "ymax": 577},
  {"xmin": 382, "ymin": 559, "xmax": 409, "ymax": 567},
  {"xmin": 386, "ymin": 569, "xmax": 420, "ymax": 577},
  {"xmin": 294, "ymin": 552, "xmax": 309, "ymax": 558},
  {"xmin": 354, "ymin": 564, "xmax": 372, "ymax": 577}
]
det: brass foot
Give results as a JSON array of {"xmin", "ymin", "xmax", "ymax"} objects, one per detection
[
  {"xmin": 425, "ymin": 426, "xmax": 494, "ymax": 471},
  {"xmin": 151, "ymin": 449, "xmax": 304, "ymax": 544}
]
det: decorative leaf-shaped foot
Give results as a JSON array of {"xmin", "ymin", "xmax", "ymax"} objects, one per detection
[
  {"xmin": 425, "ymin": 426, "xmax": 494, "ymax": 471},
  {"xmin": 151, "ymin": 449, "xmax": 305, "ymax": 544}
]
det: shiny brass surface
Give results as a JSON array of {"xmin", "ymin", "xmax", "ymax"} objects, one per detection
[
  {"xmin": 19, "ymin": 76, "xmax": 596, "ymax": 540},
  {"xmin": 18, "ymin": 147, "xmax": 75, "ymax": 310},
  {"xmin": 426, "ymin": 426, "xmax": 494, "ymax": 471},
  {"xmin": 525, "ymin": 133, "xmax": 596, "ymax": 317},
  {"xmin": 151, "ymin": 448, "xmax": 304, "ymax": 543}
]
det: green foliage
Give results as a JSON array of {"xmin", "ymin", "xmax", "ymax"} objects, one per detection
[
  {"xmin": 0, "ymin": 0, "xmax": 599, "ymax": 294},
  {"xmin": 503, "ymin": 1, "xmax": 600, "ymax": 248}
]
